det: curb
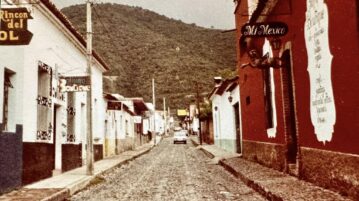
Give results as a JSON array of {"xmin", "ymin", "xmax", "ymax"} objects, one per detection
[
  {"xmin": 218, "ymin": 159, "xmax": 283, "ymax": 201},
  {"xmin": 189, "ymin": 137, "xmax": 200, "ymax": 147},
  {"xmin": 191, "ymin": 138, "xmax": 284, "ymax": 201},
  {"xmin": 41, "ymin": 189, "xmax": 70, "ymax": 201},
  {"xmin": 190, "ymin": 138, "xmax": 216, "ymax": 159},
  {"xmin": 42, "ymin": 144, "xmax": 155, "ymax": 201}
]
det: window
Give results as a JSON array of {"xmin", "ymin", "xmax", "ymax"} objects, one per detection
[
  {"xmin": 262, "ymin": 38, "xmax": 277, "ymax": 136},
  {"xmin": 2, "ymin": 69, "xmax": 14, "ymax": 131},
  {"xmin": 263, "ymin": 68, "xmax": 274, "ymax": 128},
  {"xmin": 36, "ymin": 61, "xmax": 53, "ymax": 141},
  {"xmin": 125, "ymin": 119, "xmax": 129, "ymax": 136}
]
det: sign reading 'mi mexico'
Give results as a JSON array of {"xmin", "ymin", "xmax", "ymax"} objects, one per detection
[
  {"xmin": 0, "ymin": 7, "xmax": 33, "ymax": 45},
  {"xmin": 241, "ymin": 22, "xmax": 288, "ymax": 37}
]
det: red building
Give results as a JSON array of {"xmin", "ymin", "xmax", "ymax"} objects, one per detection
[{"xmin": 234, "ymin": 0, "xmax": 359, "ymax": 199}]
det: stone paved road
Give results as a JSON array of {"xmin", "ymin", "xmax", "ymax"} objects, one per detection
[{"xmin": 70, "ymin": 137, "xmax": 265, "ymax": 201}]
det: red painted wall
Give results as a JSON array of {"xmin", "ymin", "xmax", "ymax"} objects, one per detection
[
  {"xmin": 291, "ymin": 0, "xmax": 359, "ymax": 154},
  {"xmin": 236, "ymin": 2, "xmax": 286, "ymax": 145},
  {"xmin": 236, "ymin": 0, "xmax": 359, "ymax": 154}
]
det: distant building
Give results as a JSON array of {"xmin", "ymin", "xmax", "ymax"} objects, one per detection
[{"xmin": 104, "ymin": 94, "xmax": 151, "ymax": 157}]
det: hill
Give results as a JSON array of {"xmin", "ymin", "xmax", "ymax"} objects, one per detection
[{"xmin": 62, "ymin": 3, "xmax": 237, "ymax": 109}]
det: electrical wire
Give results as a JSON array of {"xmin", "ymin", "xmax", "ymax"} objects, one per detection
[
  {"xmin": 92, "ymin": 3, "xmax": 125, "ymax": 72},
  {"xmin": 92, "ymin": 4, "xmax": 122, "ymax": 48}
]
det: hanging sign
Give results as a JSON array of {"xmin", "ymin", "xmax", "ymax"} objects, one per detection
[
  {"xmin": 305, "ymin": 0, "xmax": 336, "ymax": 143},
  {"xmin": 59, "ymin": 76, "xmax": 90, "ymax": 92},
  {"xmin": 241, "ymin": 22, "xmax": 288, "ymax": 37},
  {"xmin": 0, "ymin": 8, "xmax": 33, "ymax": 45},
  {"xmin": 107, "ymin": 101, "xmax": 122, "ymax": 110},
  {"xmin": 177, "ymin": 109, "xmax": 187, "ymax": 117}
]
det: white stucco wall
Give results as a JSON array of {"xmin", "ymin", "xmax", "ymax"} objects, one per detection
[
  {"xmin": 0, "ymin": 3, "xmax": 107, "ymax": 146},
  {"xmin": 211, "ymin": 85, "xmax": 240, "ymax": 153}
]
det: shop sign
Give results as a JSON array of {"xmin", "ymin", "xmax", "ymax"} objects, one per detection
[
  {"xmin": 107, "ymin": 101, "xmax": 122, "ymax": 110},
  {"xmin": 241, "ymin": 22, "xmax": 288, "ymax": 37},
  {"xmin": 177, "ymin": 109, "xmax": 187, "ymax": 117},
  {"xmin": 59, "ymin": 76, "xmax": 90, "ymax": 92},
  {"xmin": 305, "ymin": 0, "xmax": 336, "ymax": 143},
  {"xmin": 0, "ymin": 8, "xmax": 33, "ymax": 45}
]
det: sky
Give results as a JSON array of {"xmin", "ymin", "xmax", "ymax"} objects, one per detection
[{"xmin": 52, "ymin": 0, "xmax": 236, "ymax": 29}]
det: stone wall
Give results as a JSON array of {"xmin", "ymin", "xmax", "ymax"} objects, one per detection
[
  {"xmin": 300, "ymin": 147, "xmax": 359, "ymax": 200},
  {"xmin": 243, "ymin": 140, "xmax": 286, "ymax": 171}
]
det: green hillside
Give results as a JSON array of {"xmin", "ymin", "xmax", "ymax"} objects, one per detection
[{"xmin": 62, "ymin": 3, "xmax": 237, "ymax": 109}]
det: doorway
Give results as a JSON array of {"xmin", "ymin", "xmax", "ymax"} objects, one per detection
[
  {"xmin": 81, "ymin": 103, "xmax": 86, "ymax": 165},
  {"xmin": 53, "ymin": 104, "xmax": 62, "ymax": 175},
  {"xmin": 233, "ymin": 102, "xmax": 241, "ymax": 154},
  {"xmin": 282, "ymin": 49, "xmax": 298, "ymax": 165}
]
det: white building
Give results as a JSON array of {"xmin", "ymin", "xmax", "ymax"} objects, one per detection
[
  {"xmin": 0, "ymin": 0, "xmax": 109, "ymax": 186},
  {"xmin": 209, "ymin": 76, "xmax": 242, "ymax": 154},
  {"xmin": 103, "ymin": 94, "xmax": 151, "ymax": 157}
]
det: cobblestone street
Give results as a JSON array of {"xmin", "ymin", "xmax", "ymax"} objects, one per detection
[{"xmin": 70, "ymin": 137, "xmax": 265, "ymax": 201}]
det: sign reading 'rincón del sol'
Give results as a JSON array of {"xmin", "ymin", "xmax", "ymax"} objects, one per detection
[
  {"xmin": 241, "ymin": 22, "xmax": 288, "ymax": 37},
  {"xmin": 0, "ymin": 8, "xmax": 33, "ymax": 45}
]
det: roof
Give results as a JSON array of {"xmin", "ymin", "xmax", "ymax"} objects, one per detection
[
  {"xmin": 226, "ymin": 77, "xmax": 239, "ymax": 92},
  {"xmin": 40, "ymin": 0, "xmax": 110, "ymax": 71},
  {"xmin": 215, "ymin": 76, "xmax": 238, "ymax": 95},
  {"xmin": 103, "ymin": 93, "xmax": 118, "ymax": 100},
  {"xmin": 208, "ymin": 76, "xmax": 239, "ymax": 99},
  {"xmin": 132, "ymin": 98, "xmax": 149, "ymax": 112},
  {"xmin": 122, "ymin": 104, "xmax": 135, "ymax": 116},
  {"xmin": 207, "ymin": 86, "xmax": 218, "ymax": 100}
]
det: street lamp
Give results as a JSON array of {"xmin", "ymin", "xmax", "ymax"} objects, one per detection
[{"xmin": 228, "ymin": 95, "xmax": 233, "ymax": 103}]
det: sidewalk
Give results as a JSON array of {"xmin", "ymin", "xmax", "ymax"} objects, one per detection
[
  {"xmin": 0, "ymin": 140, "xmax": 157, "ymax": 201},
  {"xmin": 190, "ymin": 136, "xmax": 352, "ymax": 201}
]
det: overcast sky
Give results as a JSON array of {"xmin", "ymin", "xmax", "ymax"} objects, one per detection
[{"xmin": 52, "ymin": 0, "xmax": 236, "ymax": 29}]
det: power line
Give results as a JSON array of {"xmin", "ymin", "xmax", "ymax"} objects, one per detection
[{"xmin": 92, "ymin": 3, "xmax": 125, "ymax": 72}]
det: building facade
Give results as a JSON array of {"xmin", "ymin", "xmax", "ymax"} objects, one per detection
[
  {"xmin": 0, "ymin": 0, "xmax": 108, "ymax": 191},
  {"xmin": 235, "ymin": 0, "xmax": 359, "ymax": 199},
  {"xmin": 209, "ymin": 77, "xmax": 241, "ymax": 153}
]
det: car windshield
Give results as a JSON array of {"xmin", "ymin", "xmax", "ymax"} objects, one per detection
[
  {"xmin": 174, "ymin": 127, "xmax": 182, "ymax": 131},
  {"xmin": 174, "ymin": 131, "xmax": 186, "ymax": 137}
]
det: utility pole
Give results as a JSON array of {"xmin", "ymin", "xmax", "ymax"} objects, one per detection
[
  {"xmin": 163, "ymin": 97, "xmax": 167, "ymax": 136},
  {"xmin": 86, "ymin": 0, "xmax": 94, "ymax": 175},
  {"xmin": 0, "ymin": 0, "xmax": 2, "ymax": 30},
  {"xmin": 196, "ymin": 81, "xmax": 202, "ymax": 145},
  {"xmin": 168, "ymin": 107, "xmax": 171, "ymax": 133},
  {"xmin": 152, "ymin": 78, "xmax": 156, "ymax": 145}
]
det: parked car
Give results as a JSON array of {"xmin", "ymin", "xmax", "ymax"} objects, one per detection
[
  {"xmin": 173, "ymin": 130, "xmax": 187, "ymax": 144},
  {"xmin": 182, "ymin": 129, "xmax": 189, "ymax": 136},
  {"xmin": 174, "ymin": 126, "xmax": 182, "ymax": 131}
]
